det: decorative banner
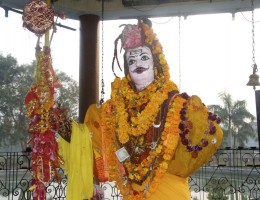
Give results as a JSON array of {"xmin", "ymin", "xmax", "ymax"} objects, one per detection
[
  {"xmin": 25, "ymin": 46, "xmax": 63, "ymax": 200},
  {"xmin": 22, "ymin": 0, "xmax": 55, "ymax": 35}
]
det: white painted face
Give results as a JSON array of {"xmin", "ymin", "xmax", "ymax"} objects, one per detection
[{"xmin": 126, "ymin": 46, "xmax": 155, "ymax": 91}]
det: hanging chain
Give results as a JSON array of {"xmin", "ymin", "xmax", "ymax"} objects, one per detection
[
  {"xmin": 100, "ymin": 0, "xmax": 105, "ymax": 105},
  {"xmin": 178, "ymin": 16, "xmax": 182, "ymax": 92},
  {"xmin": 251, "ymin": 0, "xmax": 256, "ymax": 64}
]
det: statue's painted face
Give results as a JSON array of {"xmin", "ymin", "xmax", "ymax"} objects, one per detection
[{"xmin": 126, "ymin": 46, "xmax": 154, "ymax": 91}]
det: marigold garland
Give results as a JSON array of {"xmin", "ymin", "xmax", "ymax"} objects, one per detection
[
  {"xmin": 24, "ymin": 47, "xmax": 63, "ymax": 200},
  {"xmin": 111, "ymin": 76, "xmax": 177, "ymax": 144},
  {"xmin": 101, "ymin": 84, "xmax": 187, "ymax": 199}
]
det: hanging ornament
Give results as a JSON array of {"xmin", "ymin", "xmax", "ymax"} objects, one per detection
[
  {"xmin": 246, "ymin": 0, "xmax": 260, "ymax": 89},
  {"xmin": 25, "ymin": 46, "xmax": 63, "ymax": 200},
  {"xmin": 22, "ymin": 0, "xmax": 55, "ymax": 35},
  {"xmin": 22, "ymin": 1, "xmax": 68, "ymax": 200}
]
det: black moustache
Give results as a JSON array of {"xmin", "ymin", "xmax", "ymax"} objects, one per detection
[{"xmin": 132, "ymin": 67, "xmax": 149, "ymax": 73}]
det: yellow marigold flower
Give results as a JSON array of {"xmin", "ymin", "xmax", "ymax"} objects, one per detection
[
  {"xmin": 159, "ymin": 59, "xmax": 167, "ymax": 65},
  {"xmin": 163, "ymin": 154, "xmax": 171, "ymax": 161},
  {"xmin": 159, "ymin": 54, "xmax": 165, "ymax": 59},
  {"xmin": 156, "ymin": 48, "xmax": 162, "ymax": 54},
  {"xmin": 155, "ymin": 147, "xmax": 161, "ymax": 154},
  {"xmin": 135, "ymin": 174, "xmax": 141, "ymax": 181},
  {"xmin": 147, "ymin": 156, "xmax": 152, "ymax": 162},
  {"xmin": 164, "ymin": 149, "xmax": 173, "ymax": 154},
  {"xmin": 129, "ymin": 173, "xmax": 134, "ymax": 180},
  {"xmin": 160, "ymin": 161, "xmax": 169, "ymax": 169},
  {"xmin": 164, "ymin": 122, "xmax": 170, "ymax": 128},
  {"xmin": 143, "ymin": 167, "xmax": 148, "ymax": 173}
]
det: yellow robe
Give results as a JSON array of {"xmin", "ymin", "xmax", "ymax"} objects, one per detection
[{"xmin": 84, "ymin": 94, "xmax": 223, "ymax": 200}]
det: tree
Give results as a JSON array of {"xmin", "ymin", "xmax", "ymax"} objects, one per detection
[
  {"xmin": 56, "ymin": 70, "xmax": 79, "ymax": 119},
  {"xmin": 0, "ymin": 54, "xmax": 79, "ymax": 151},
  {"xmin": 0, "ymin": 54, "xmax": 32, "ymax": 150},
  {"xmin": 208, "ymin": 92, "xmax": 255, "ymax": 148}
]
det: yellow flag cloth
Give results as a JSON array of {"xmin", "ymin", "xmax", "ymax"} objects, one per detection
[{"xmin": 59, "ymin": 121, "xmax": 93, "ymax": 200}]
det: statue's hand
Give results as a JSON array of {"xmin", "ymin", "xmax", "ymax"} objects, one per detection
[{"xmin": 92, "ymin": 184, "xmax": 104, "ymax": 200}]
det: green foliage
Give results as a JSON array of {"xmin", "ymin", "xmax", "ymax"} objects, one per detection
[
  {"xmin": 56, "ymin": 70, "xmax": 79, "ymax": 120},
  {"xmin": 0, "ymin": 54, "xmax": 79, "ymax": 150},
  {"xmin": 207, "ymin": 187, "xmax": 229, "ymax": 200},
  {"xmin": 208, "ymin": 92, "xmax": 256, "ymax": 148},
  {"xmin": 0, "ymin": 54, "xmax": 33, "ymax": 150}
]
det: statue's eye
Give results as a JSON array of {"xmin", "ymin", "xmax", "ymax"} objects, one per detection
[
  {"xmin": 128, "ymin": 59, "xmax": 136, "ymax": 66},
  {"xmin": 141, "ymin": 55, "xmax": 149, "ymax": 61}
]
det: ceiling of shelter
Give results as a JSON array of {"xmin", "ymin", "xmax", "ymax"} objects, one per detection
[{"xmin": 0, "ymin": 0, "xmax": 260, "ymax": 20}]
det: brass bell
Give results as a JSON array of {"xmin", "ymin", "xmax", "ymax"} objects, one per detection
[{"xmin": 246, "ymin": 64, "xmax": 260, "ymax": 90}]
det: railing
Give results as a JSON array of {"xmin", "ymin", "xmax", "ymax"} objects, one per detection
[
  {"xmin": 0, "ymin": 148, "xmax": 259, "ymax": 200},
  {"xmin": 190, "ymin": 147, "xmax": 260, "ymax": 200}
]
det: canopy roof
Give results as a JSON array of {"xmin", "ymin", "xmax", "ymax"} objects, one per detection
[{"xmin": 1, "ymin": 0, "xmax": 260, "ymax": 20}]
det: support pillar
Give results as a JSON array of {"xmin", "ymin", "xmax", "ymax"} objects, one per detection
[
  {"xmin": 255, "ymin": 90, "xmax": 260, "ymax": 150},
  {"xmin": 79, "ymin": 14, "xmax": 100, "ymax": 123}
]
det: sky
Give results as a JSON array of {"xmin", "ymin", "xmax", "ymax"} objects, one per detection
[{"xmin": 0, "ymin": 8, "xmax": 260, "ymax": 117}]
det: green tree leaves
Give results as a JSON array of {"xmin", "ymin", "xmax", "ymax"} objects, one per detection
[
  {"xmin": 56, "ymin": 70, "xmax": 79, "ymax": 119},
  {"xmin": 0, "ymin": 54, "xmax": 33, "ymax": 150},
  {"xmin": 0, "ymin": 54, "xmax": 79, "ymax": 151},
  {"xmin": 208, "ymin": 92, "xmax": 256, "ymax": 148}
]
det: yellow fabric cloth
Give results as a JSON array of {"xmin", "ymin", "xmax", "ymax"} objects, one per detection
[
  {"xmin": 84, "ymin": 104, "xmax": 109, "ymax": 180},
  {"xmin": 84, "ymin": 104, "xmax": 102, "ymax": 158},
  {"xmin": 150, "ymin": 173, "xmax": 190, "ymax": 200},
  {"xmin": 168, "ymin": 95, "xmax": 223, "ymax": 177},
  {"xmin": 59, "ymin": 121, "xmax": 93, "ymax": 200}
]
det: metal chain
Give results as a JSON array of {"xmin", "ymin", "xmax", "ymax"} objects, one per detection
[
  {"xmin": 178, "ymin": 16, "xmax": 182, "ymax": 92},
  {"xmin": 251, "ymin": 0, "xmax": 255, "ymax": 64},
  {"xmin": 100, "ymin": 0, "xmax": 105, "ymax": 104}
]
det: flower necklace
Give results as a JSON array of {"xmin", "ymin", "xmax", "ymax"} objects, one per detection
[
  {"xmin": 112, "ymin": 76, "xmax": 178, "ymax": 144},
  {"xmin": 101, "ymin": 76, "xmax": 182, "ymax": 199},
  {"xmin": 114, "ymin": 93, "xmax": 186, "ymax": 199}
]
